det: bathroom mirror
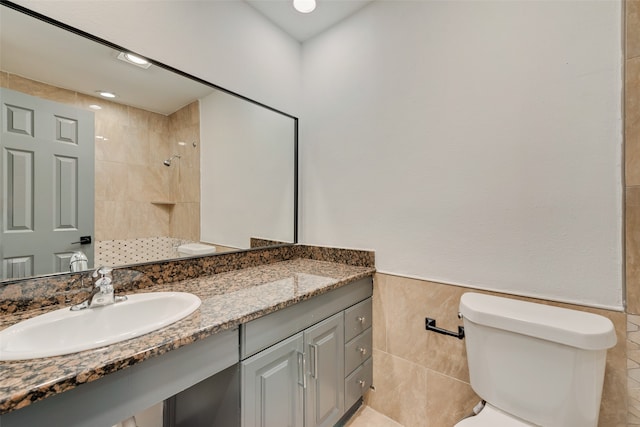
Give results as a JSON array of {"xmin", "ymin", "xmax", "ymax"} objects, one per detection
[{"xmin": 0, "ymin": 1, "xmax": 297, "ymax": 281}]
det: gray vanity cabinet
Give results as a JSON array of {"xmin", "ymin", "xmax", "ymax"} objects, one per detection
[
  {"xmin": 241, "ymin": 313, "xmax": 344, "ymax": 427},
  {"xmin": 240, "ymin": 277, "xmax": 373, "ymax": 427},
  {"xmin": 343, "ymin": 298, "xmax": 373, "ymax": 409},
  {"xmin": 344, "ymin": 298, "xmax": 373, "ymax": 408},
  {"xmin": 241, "ymin": 333, "xmax": 305, "ymax": 427}
]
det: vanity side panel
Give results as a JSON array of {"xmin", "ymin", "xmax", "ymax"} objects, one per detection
[{"xmin": 0, "ymin": 328, "xmax": 239, "ymax": 427}]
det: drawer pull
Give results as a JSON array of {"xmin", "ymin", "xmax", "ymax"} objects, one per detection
[
  {"xmin": 358, "ymin": 379, "xmax": 366, "ymax": 388},
  {"xmin": 357, "ymin": 316, "xmax": 366, "ymax": 324},
  {"xmin": 358, "ymin": 347, "xmax": 367, "ymax": 356}
]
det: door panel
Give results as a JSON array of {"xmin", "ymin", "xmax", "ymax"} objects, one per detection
[
  {"xmin": 1, "ymin": 88, "xmax": 94, "ymax": 279},
  {"xmin": 54, "ymin": 155, "xmax": 78, "ymax": 230},
  {"xmin": 304, "ymin": 312, "xmax": 344, "ymax": 427},
  {"xmin": 5, "ymin": 103, "xmax": 34, "ymax": 136},
  {"xmin": 241, "ymin": 333, "xmax": 304, "ymax": 427},
  {"xmin": 4, "ymin": 148, "xmax": 33, "ymax": 231},
  {"xmin": 3, "ymin": 255, "xmax": 32, "ymax": 278}
]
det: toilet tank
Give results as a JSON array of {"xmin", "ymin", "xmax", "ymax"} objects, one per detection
[{"xmin": 459, "ymin": 293, "xmax": 617, "ymax": 427}]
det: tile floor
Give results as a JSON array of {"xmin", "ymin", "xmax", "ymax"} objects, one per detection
[{"xmin": 345, "ymin": 406, "xmax": 404, "ymax": 427}]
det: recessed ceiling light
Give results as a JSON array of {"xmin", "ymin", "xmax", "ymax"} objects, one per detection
[
  {"xmin": 117, "ymin": 51, "xmax": 152, "ymax": 69},
  {"xmin": 124, "ymin": 53, "xmax": 148, "ymax": 65},
  {"xmin": 293, "ymin": 0, "xmax": 316, "ymax": 13},
  {"xmin": 89, "ymin": 104, "xmax": 102, "ymax": 110},
  {"xmin": 97, "ymin": 91, "xmax": 116, "ymax": 99}
]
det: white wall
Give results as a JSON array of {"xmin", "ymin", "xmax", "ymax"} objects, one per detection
[
  {"xmin": 301, "ymin": 1, "xmax": 624, "ymax": 309},
  {"xmin": 200, "ymin": 92, "xmax": 295, "ymax": 248},
  {"xmin": 12, "ymin": 0, "xmax": 302, "ymax": 115}
]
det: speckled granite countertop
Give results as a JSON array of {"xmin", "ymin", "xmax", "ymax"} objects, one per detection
[{"xmin": 0, "ymin": 258, "xmax": 375, "ymax": 415}]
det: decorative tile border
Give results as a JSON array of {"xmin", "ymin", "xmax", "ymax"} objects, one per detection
[{"xmin": 96, "ymin": 237, "xmax": 193, "ymax": 267}]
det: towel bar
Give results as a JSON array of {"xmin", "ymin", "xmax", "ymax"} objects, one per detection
[{"xmin": 425, "ymin": 317, "xmax": 465, "ymax": 340}]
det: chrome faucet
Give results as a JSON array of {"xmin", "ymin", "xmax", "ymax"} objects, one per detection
[
  {"xmin": 69, "ymin": 251, "xmax": 88, "ymax": 272},
  {"xmin": 70, "ymin": 266, "xmax": 127, "ymax": 311}
]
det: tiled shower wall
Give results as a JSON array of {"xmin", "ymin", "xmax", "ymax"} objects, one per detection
[
  {"xmin": 0, "ymin": 73, "xmax": 200, "ymax": 243},
  {"xmin": 93, "ymin": 90, "xmax": 171, "ymax": 240},
  {"xmin": 92, "ymin": 93, "xmax": 200, "ymax": 242},
  {"xmin": 167, "ymin": 101, "xmax": 201, "ymax": 242}
]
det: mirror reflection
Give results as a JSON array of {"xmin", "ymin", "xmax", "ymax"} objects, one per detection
[{"xmin": 0, "ymin": 3, "xmax": 297, "ymax": 282}]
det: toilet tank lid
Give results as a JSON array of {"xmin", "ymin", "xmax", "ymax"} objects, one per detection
[
  {"xmin": 177, "ymin": 243, "xmax": 217, "ymax": 255},
  {"xmin": 459, "ymin": 293, "xmax": 617, "ymax": 350}
]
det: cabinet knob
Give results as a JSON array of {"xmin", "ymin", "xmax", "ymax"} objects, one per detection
[
  {"xmin": 357, "ymin": 316, "xmax": 366, "ymax": 324},
  {"xmin": 358, "ymin": 379, "xmax": 366, "ymax": 388},
  {"xmin": 358, "ymin": 347, "xmax": 367, "ymax": 356}
]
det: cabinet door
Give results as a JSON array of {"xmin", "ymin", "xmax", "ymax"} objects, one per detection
[
  {"xmin": 304, "ymin": 312, "xmax": 345, "ymax": 427},
  {"xmin": 241, "ymin": 333, "xmax": 304, "ymax": 427}
]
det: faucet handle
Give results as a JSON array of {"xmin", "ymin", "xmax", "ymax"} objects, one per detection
[
  {"xmin": 92, "ymin": 266, "xmax": 113, "ymax": 279},
  {"xmin": 92, "ymin": 266, "xmax": 113, "ymax": 290}
]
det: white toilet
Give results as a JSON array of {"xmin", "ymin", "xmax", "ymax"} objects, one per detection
[
  {"xmin": 455, "ymin": 292, "xmax": 617, "ymax": 427},
  {"xmin": 177, "ymin": 242, "xmax": 217, "ymax": 257}
]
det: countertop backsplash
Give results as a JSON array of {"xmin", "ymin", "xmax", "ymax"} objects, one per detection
[{"xmin": 0, "ymin": 243, "xmax": 374, "ymax": 316}]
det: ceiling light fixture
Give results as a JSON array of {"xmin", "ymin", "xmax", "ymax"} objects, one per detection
[
  {"xmin": 117, "ymin": 51, "xmax": 152, "ymax": 69},
  {"xmin": 97, "ymin": 91, "xmax": 116, "ymax": 99},
  {"xmin": 293, "ymin": 0, "xmax": 316, "ymax": 13}
]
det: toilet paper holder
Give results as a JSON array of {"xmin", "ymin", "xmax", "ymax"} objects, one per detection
[{"xmin": 425, "ymin": 317, "xmax": 465, "ymax": 339}]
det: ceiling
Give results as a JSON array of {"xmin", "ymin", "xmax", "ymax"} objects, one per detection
[
  {"xmin": 245, "ymin": 0, "xmax": 373, "ymax": 42},
  {"xmin": 0, "ymin": 1, "xmax": 373, "ymax": 116},
  {"xmin": 0, "ymin": 5, "xmax": 215, "ymax": 115}
]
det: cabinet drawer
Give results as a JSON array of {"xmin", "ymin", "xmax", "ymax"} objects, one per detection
[
  {"xmin": 344, "ymin": 357, "xmax": 373, "ymax": 410},
  {"xmin": 344, "ymin": 328, "xmax": 372, "ymax": 376},
  {"xmin": 344, "ymin": 298, "xmax": 372, "ymax": 342}
]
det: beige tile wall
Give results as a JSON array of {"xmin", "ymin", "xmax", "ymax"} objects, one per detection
[
  {"xmin": 92, "ymin": 92, "xmax": 173, "ymax": 240},
  {"xmin": 0, "ymin": 73, "xmax": 200, "ymax": 242},
  {"xmin": 629, "ymin": 315, "xmax": 640, "ymax": 425},
  {"xmin": 368, "ymin": 273, "xmax": 627, "ymax": 427},
  {"xmin": 168, "ymin": 101, "xmax": 201, "ymax": 241},
  {"xmin": 627, "ymin": 1, "xmax": 640, "ymax": 425},
  {"xmin": 627, "ymin": 0, "xmax": 640, "ymax": 315}
]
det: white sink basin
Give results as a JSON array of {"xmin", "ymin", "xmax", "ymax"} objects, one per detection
[{"xmin": 0, "ymin": 292, "xmax": 201, "ymax": 361}]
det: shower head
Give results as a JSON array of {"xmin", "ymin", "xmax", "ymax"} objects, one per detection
[{"xmin": 163, "ymin": 154, "xmax": 181, "ymax": 166}]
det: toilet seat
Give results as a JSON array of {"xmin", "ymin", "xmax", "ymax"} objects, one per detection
[{"xmin": 454, "ymin": 404, "xmax": 535, "ymax": 427}]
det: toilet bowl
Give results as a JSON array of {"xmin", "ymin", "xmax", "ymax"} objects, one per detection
[
  {"xmin": 455, "ymin": 292, "xmax": 617, "ymax": 427},
  {"xmin": 455, "ymin": 403, "xmax": 533, "ymax": 426}
]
